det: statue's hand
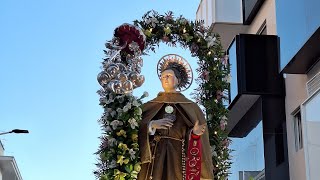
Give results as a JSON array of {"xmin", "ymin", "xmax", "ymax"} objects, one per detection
[
  {"xmin": 192, "ymin": 120, "xmax": 206, "ymax": 136},
  {"xmin": 150, "ymin": 118, "xmax": 173, "ymax": 130}
]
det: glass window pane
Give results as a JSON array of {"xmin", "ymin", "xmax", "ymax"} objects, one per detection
[
  {"xmin": 302, "ymin": 89, "xmax": 320, "ymax": 180},
  {"xmin": 229, "ymin": 121, "xmax": 265, "ymax": 180}
]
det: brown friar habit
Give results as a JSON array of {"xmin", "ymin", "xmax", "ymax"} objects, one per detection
[{"xmin": 138, "ymin": 92, "xmax": 214, "ymax": 180}]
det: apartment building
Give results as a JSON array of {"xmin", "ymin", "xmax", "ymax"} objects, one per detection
[
  {"xmin": 0, "ymin": 140, "xmax": 23, "ymax": 180},
  {"xmin": 197, "ymin": 0, "xmax": 320, "ymax": 180}
]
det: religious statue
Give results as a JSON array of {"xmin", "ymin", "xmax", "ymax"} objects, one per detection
[{"xmin": 138, "ymin": 54, "xmax": 214, "ymax": 180}]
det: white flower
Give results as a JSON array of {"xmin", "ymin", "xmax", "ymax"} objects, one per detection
[
  {"xmin": 129, "ymin": 149, "xmax": 136, "ymax": 160},
  {"xmin": 108, "ymin": 160, "xmax": 117, "ymax": 168},
  {"xmin": 128, "ymin": 118, "xmax": 139, "ymax": 129},
  {"xmin": 221, "ymin": 115, "xmax": 228, "ymax": 121},
  {"xmin": 132, "ymin": 100, "xmax": 141, "ymax": 107},
  {"xmin": 105, "ymin": 126, "xmax": 112, "ymax": 132},
  {"xmin": 126, "ymin": 102, "xmax": 132, "ymax": 110},
  {"xmin": 145, "ymin": 17, "xmax": 159, "ymax": 28},
  {"xmin": 123, "ymin": 106, "xmax": 129, "ymax": 112},
  {"xmin": 136, "ymin": 107, "xmax": 142, "ymax": 115},
  {"xmin": 206, "ymin": 35, "xmax": 216, "ymax": 47},
  {"xmin": 105, "ymin": 98, "xmax": 114, "ymax": 104},
  {"xmin": 223, "ymin": 74, "xmax": 231, "ymax": 83},
  {"xmin": 122, "ymin": 102, "xmax": 132, "ymax": 112},
  {"xmin": 103, "ymin": 112, "xmax": 109, "ymax": 119},
  {"xmin": 116, "ymin": 108, "xmax": 123, "ymax": 113},
  {"xmin": 143, "ymin": 91, "xmax": 149, "ymax": 97},
  {"xmin": 110, "ymin": 120, "xmax": 123, "ymax": 130},
  {"xmin": 211, "ymin": 145, "xmax": 217, "ymax": 157},
  {"xmin": 110, "ymin": 111, "xmax": 117, "ymax": 117},
  {"xmin": 108, "ymin": 138, "xmax": 117, "ymax": 147}
]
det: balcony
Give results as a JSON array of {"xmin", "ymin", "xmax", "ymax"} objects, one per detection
[
  {"xmin": 0, "ymin": 156, "xmax": 22, "ymax": 180},
  {"xmin": 196, "ymin": 0, "xmax": 265, "ymax": 49},
  {"xmin": 227, "ymin": 34, "xmax": 283, "ymax": 137}
]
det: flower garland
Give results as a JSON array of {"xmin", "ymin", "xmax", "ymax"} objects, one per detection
[
  {"xmin": 95, "ymin": 91, "xmax": 148, "ymax": 180},
  {"xmin": 95, "ymin": 10, "xmax": 232, "ymax": 180},
  {"xmin": 134, "ymin": 11, "xmax": 232, "ymax": 179}
]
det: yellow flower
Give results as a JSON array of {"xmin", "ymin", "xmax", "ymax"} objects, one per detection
[
  {"xmin": 118, "ymin": 143, "xmax": 128, "ymax": 151},
  {"xmin": 164, "ymin": 26, "xmax": 171, "ymax": 35},
  {"xmin": 134, "ymin": 163, "xmax": 141, "ymax": 172},
  {"xmin": 131, "ymin": 143, "xmax": 139, "ymax": 148},
  {"xmin": 117, "ymin": 155, "xmax": 125, "ymax": 165},
  {"xmin": 114, "ymin": 169, "xmax": 127, "ymax": 180},
  {"xmin": 123, "ymin": 158, "xmax": 129, "ymax": 164},
  {"xmin": 144, "ymin": 29, "xmax": 152, "ymax": 37},
  {"xmin": 131, "ymin": 133, "xmax": 138, "ymax": 142},
  {"xmin": 116, "ymin": 130, "xmax": 127, "ymax": 138}
]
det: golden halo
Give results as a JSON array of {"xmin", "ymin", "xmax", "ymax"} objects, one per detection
[{"xmin": 157, "ymin": 54, "xmax": 193, "ymax": 92}]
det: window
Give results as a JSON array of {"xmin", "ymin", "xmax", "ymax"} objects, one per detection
[{"xmin": 293, "ymin": 110, "xmax": 303, "ymax": 151}]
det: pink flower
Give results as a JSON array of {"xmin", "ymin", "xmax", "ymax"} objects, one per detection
[
  {"xmin": 165, "ymin": 14, "xmax": 173, "ymax": 21},
  {"xmin": 216, "ymin": 90, "xmax": 223, "ymax": 100},
  {"xmin": 162, "ymin": 36, "xmax": 170, "ymax": 42},
  {"xmin": 221, "ymin": 55, "xmax": 229, "ymax": 66},
  {"xmin": 202, "ymin": 70, "xmax": 209, "ymax": 81},
  {"xmin": 220, "ymin": 119, "xmax": 227, "ymax": 131},
  {"xmin": 222, "ymin": 139, "xmax": 230, "ymax": 148}
]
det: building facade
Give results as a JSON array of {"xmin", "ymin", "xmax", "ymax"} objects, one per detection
[
  {"xmin": 196, "ymin": 0, "xmax": 320, "ymax": 180},
  {"xmin": 0, "ymin": 140, "xmax": 23, "ymax": 180}
]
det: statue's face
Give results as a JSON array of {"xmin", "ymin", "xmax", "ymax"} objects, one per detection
[{"xmin": 161, "ymin": 69, "xmax": 179, "ymax": 92}]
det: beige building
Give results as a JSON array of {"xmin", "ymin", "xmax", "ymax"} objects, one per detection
[
  {"xmin": 196, "ymin": 0, "xmax": 320, "ymax": 180},
  {"xmin": 0, "ymin": 141, "xmax": 23, "ymax": 180}
]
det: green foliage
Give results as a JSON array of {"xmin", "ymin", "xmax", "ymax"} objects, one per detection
[
  {"xmin": 96, "ymin": 10, "xmax": 232, "ymax": 180},
  {"xmin": 134, "ymin": 11, "xmax": 232, "ymax": 179},
  {"xmin": 95, "ymin": 92, "xmax": 146, "ymax": 180}
]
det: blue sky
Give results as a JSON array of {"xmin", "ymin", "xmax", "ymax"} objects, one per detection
[{"xmin": 0, "ymin": 1, "xmax": 200, "ymax": 179}]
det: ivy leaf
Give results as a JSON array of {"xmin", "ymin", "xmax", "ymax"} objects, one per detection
[{"xmin": 183, "ymin": 34, "xmax": 193, "ymax": 42}]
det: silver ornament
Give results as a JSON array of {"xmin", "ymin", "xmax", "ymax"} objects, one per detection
[
  {"xmin": 128, "ymin": 72, "xmax": 139, "ymax": 85},
  {"xmin": 135, "ymin": 75, "xmax": 145, "ymax": 87},
  {"xmin": 106, "ymin": 64, "xmax": 120, "ymax": 78},
  {"xmin": 106, "ymin": 80, "xmax": 116, "ymax": 92},
  {"xmin": 122, "ymin": 80, "xmax": 133, "ymax": 93},
  {"xmin": 113, "ymin": 80, "xmax": 122, "ymax": 94},
  {"xmin": 116, "ymin": 63, "xmax": 127, "ymax": 72},
  {"xmin": 117, "ymin": 73, "xmax": 128, "ymax": 83},
  {"xmin": 97, "ymin": 72, "xmax": 111, "ymax": 87},
  {"xmin": 137, "ymin": 57, "xmax": 143, "ymax": 67}
]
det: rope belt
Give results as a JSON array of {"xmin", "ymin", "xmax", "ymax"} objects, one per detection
[{"xmin": 146, "ymin": 135, "xmax": 186, "ymax": 180}]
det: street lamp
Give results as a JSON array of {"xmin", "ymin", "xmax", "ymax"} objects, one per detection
[{"xmin": 0, "ymin": 129, "xmax": 29, "ymax": 136}]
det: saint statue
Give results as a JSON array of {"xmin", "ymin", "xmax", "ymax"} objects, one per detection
[{"xmin": 138, "ymin": 54, "xmax": 213, "ymax": 180}]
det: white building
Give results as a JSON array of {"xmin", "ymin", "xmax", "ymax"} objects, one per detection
[
  {"xmin": 0, "ymin": 140, "xmax": 23, "ymax": 180},
  {"xmin": 196, "ymin": 0, "xmax": 320, "ymax": 180},
  {"xmin": 197, "ymin": 0, "xmax": 320, "ymax": 179}
]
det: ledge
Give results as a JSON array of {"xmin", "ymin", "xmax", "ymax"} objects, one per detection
[
  {"xmin": 282, "ymin": 26, "xmax": 320, "ymax": 74},
  {"xmin": 0, "ymin": 156, "xmax": 22, "ymax": 180}
]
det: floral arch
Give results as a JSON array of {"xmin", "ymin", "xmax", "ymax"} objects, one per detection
[{"xmin": 95, "ymin": 10, "xmax": 231, "ymax": 180}]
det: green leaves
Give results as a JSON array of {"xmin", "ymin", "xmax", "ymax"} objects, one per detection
[
  {"xmin": 96, "ymin": 93, "xmax": 146, "ymax": 180},
  {"xmin": 97, "ymin": 10, "xmax": 232, "ymax": 180}
]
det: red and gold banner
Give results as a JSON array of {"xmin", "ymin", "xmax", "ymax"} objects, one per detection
[{"xmin": 186, "ymin": 133, "xmax": 202, "ymax": 180}]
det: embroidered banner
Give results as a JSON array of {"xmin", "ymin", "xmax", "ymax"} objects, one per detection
[{"xmin": 186, "ymin": 133, "xmax": 202, "ymax": 180}]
